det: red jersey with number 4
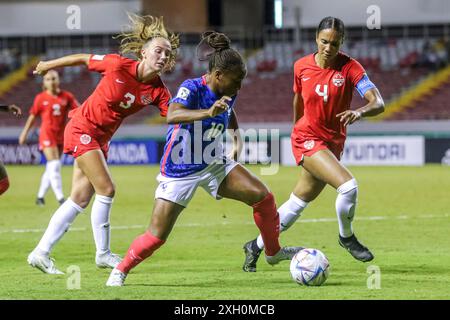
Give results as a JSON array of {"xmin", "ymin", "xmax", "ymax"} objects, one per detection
[
  {"xmin": 30, "ymin": 90, "xmax": 79, "ymax": 144},
  {"xmin": 68, "ymin": 54, "xmax": 171, "ymax": 144},
  {"xmin": 292, "ymin": 52, "xmax": 366, "ymax": 145}
]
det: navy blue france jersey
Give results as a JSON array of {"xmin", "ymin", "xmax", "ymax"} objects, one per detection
[{"xmin": 160, "ymin": 76, "xmax": 236, "ymax": 177}]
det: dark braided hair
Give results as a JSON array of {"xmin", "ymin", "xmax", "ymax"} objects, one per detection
[
  {"xmin": 316, "ymin": 17, "xmax": 345, "ymax": 42},
  {"xmin": 196, "ymin": 31, "xmax": 246, "ymax": 76}
]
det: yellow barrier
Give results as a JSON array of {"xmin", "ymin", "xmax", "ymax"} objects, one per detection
[
  {"xmin": 0, "ymin": 56, "xmax": 40, "ymax": 97},
  {"xmin": 376, "ymin": 65, "xmax": 450, "ymax": 120}
]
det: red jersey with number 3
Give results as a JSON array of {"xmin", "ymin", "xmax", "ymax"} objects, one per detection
[
  {"xmin": 68, "ymin": 54, "xmax": 171, "ymax": 144},
  {"xmin": 292, "ymin": 52, "xmax": 366, "ymax": 145},
  {"xmin": 30, "ymin": 90, "xmax": 79, "ymax": 144}
]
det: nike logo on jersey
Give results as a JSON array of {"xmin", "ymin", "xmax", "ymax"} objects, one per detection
[
  {"xmin": 302, "ymin": 77, "xmax": 310, "ymax": 81},
  {"xmin": 115, "ymin": 79, "xmax": 125, "ymax": 84}
]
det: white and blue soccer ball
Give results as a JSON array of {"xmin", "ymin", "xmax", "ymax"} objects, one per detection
[{"xmin": 290, "ymin": 248, "xmax": 330, "ymax": 286}]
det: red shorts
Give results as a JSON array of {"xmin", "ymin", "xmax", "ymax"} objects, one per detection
[
  {"xmin": 63, "ymin": 120, "xmax": 109, "ymax": 159},
  {"xmin": 291, "ymin": 134, "xmax": 344, "ymax": 165},
  {"xmin": 38, "ymin": 134, "xmax": 63, "ymax": 151}
]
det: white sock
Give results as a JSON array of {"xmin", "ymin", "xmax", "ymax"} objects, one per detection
[
  {"xmin": 36, "ymin": 198, "xmax": 83, "ymax": 255},
  {"xmin": 37, "ymin": 168, "xmax": 50, "ymax": 199},
  {"xmin": 335, "ymin": 178, "xmax": 358, "ymax": 238},
  {"xmin": 47, "ymin": 160, "xmax": 64, "ymax": 201},
  {"xmin": 91, "ymin": 194, "xmax": 113, "ymax": 256},
  {"xmin": 256, "ymin": 193, "xmax": 309, "ymax": 249}
]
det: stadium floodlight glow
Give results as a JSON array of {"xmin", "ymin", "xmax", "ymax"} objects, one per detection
[{"xmin": 275, "ymin": 0, "xmax": 283, "ymax": 29}]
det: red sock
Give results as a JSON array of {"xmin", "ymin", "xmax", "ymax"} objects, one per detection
[
  {"xmin": 0, "ymin": 177, "xmax": 9, "ymax": 195},
  {"xmin": 252, "ymin": 192, "xmax": 281, "ymax": 256},
  {"xmin": 116, "ymin": 231, "xmax": 165, "ymax": 274}
]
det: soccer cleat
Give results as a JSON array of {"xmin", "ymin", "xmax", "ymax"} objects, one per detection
[
  {"xmin": 338, "ymin": 234, "xmax": 374, "ymax": 262},
  {"xmin": 58, "ymin": 198, "xmax": 66, "ymax": 205},
  {"xmin": 265, "ymin": 246, "xmax": 303, "ymax": 265},
  {"xmin": 96, "ymin": 252, "xmax": 122, "ymax": 269},
  {"xmin": 35, "ymin": 198, "xmax": 45, "ymax": 206},
  {"xmin": 106, "ymin": 268, "xmax": 127, "ymax": 287},
  {"xmin": 27, "ymin": 250, "xmax": 64, "ymax": 275},
  {"xmin": 242, "ymin": 239, "xmax": 262, "ymax": 272}
]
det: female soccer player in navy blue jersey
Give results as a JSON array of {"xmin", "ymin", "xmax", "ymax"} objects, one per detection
[{"xmin": 107, "ymin": 31, "xmax": 302, "ymax": 286}]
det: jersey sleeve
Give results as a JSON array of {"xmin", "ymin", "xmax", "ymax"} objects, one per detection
[
  {"xmin": 293, "ymin": 60, "xmax": 302, "ymax": 94},
  {"xmin": 87, "ymin": 54, "xmax": 121, "ymax": 74},
  {"xmin": 29, "ymin": 95, "xmax": 41, "ymax": 116},
  {"xmin": 348, "ymin": 59, "xmax": 367, "ymax": 87},
  {"xmin": 170, "ymin": 79, "xmax": 198, "ymax": 109},
  {"xmin": 154, "ymin": 87, "xmax": 172, "ymax": 117}
]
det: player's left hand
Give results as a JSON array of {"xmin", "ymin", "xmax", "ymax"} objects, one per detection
[
  {"xmin": 8, "ymin": 104, "xmax": 22, "ymax": 117},
  {"xmin": 336, "ymin": 110, "xmax": 362, "ymax": 126}
]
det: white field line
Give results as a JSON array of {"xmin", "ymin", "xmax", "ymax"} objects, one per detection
[{"xmin": 0, "ymin": 213, "xmax": 449, "ymax": 235}]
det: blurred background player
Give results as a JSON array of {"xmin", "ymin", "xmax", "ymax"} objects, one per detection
[
  {"xmin": 106, "ymin": 31, "xmax": 302, "ymax": 287},
  {"xmin": 242, "ymin": 17, "xmax": 385, "ymax": 272},
  {"xmin": 0, "ymin": 104, "xmax": 22, "ymax": 196},
  {"xmin": 19, "ymin": 70, "xmax": 79, "ymax": 206},
  {"xmin": 26, "ymin": 14, "xmax": 179, "ymax": 274}
]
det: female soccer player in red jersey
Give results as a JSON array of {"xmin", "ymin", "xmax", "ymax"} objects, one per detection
[
  {"xmin": 0, "ymin": 104, "xmax": 22, "ymax": 196},
  {"xmin": 19, "ymin": 70, "xmax": 79, "ymax": 206},
  {"xmin": 27, "ymin": 14, "xmax": 179, "ymax": 274},
  {"xmin": 242, "ymin": 17, "xmax": 385, "ymax": 272},
  {"xmin": 106, "ymin": 31, "xmax": 302, "ymax": 286}
]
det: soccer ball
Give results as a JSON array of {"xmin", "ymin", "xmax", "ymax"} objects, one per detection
[{"xmin": 290, "ymin": 248, "xmax": 330, "ymax": 286}]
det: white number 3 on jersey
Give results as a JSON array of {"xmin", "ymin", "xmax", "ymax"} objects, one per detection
[
  {"xmin": 119, "ymin": 92, "xmax": 136, "ymax": 109},
  {"xmin": 315, "ymin": 84, "xmax": 328, "ymax": 103}
]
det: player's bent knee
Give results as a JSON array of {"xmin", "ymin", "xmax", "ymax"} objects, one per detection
[
  {"xmin": 0, "ymin": 176, "xmax": 10, "ymax": 195},
  {"xmin": 337, "ymin": 178, "xmax": 358, "ymax": 201}
]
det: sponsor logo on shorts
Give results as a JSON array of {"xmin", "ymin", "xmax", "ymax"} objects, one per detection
[
  {"xmin": 304, "ymin": 140, "xmax": 315, "ymax": 150},
  {"xmin": 332, "ymin": 73, "xmax": 345, "ymax": 87},
  {"xmin": 80, "ymin": 134, "xmax": 92, "ymax": 145}
]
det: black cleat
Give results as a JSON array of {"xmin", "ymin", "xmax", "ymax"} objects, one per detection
[
  {"xmin": 242, "ymin": 239, "xmax": 262, "ymax": 272},
  {"xmin": 58, "ymin": 198, "xmax": 66, "ymax": 205},
  {"xmin": 339, "ymin": 234, "xmax": 374, "ymax": 262},
  {"xmin": 35, "ymin": 198, "xmax": 45, "ymax": 206}
]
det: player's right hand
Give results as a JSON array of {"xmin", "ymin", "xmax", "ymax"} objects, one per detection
[
  {"xmin": 208, "ymin": 96, "xmax": 232, "ymax": 118},
  {"xmin": 33, "ymin": 61, "xmax": 50, "ymax": 76}
]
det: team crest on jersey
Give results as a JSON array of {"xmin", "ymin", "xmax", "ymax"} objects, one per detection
[
  {"xmin": 141, "ymin": 94, "xmax": 153, "ymax": 105},
  {"xmin": 332, "ymin": 73, "xmax": 345, "ymax": 87},
  {"xmin": 80, "ymin": 134, "xmax": 91, "ymax": 145},
  {"xmin": 304, "ymin": 140, "xmax": 315, "ymax": 150},
  {"xmin": 176, "ymin": 87, "xmax": 190, "ymax": 100}
]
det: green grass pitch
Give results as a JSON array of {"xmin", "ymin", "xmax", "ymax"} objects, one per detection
[{"xmin": 0, "ymin": 164, "xmax": 449, "ymax": 299}]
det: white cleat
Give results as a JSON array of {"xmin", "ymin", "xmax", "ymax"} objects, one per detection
[
  {"xmin": 96, "ymin": 252, "xmax": 122, "ymax": 269},
  {"xmin": 106, "ymin": 268, "xmax": 127, "ymax": 287},
  {"xmin": 27, "ymin": 251, "xmax": 64, "ymax": 275},
  {"xmin": 265, "ymin": 246, "xmax": 303, "ymax": 265}
]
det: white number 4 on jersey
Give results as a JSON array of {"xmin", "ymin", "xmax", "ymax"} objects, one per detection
[{"xmin": 315, "ymin": 84, "xmax": 328, "ymax": 103}]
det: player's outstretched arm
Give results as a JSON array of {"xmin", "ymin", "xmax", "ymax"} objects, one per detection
[
  {"xmin": 33, "ymin": 54, "xmax": 91, "ymax": 76},
  {"xmin": 167, "ymin": 96, "xmax": 232, "ymax": 124},
  {"xmin": 337, "ymin": 88, "xmax": 385, "ymax": 126},
  {"xmin": 0, "ymin": 104, "xmax": 22, "ymax": 117},
  {"xmin": 18, "ymin": 114, "xmax": 36, "ymax": 145}
]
